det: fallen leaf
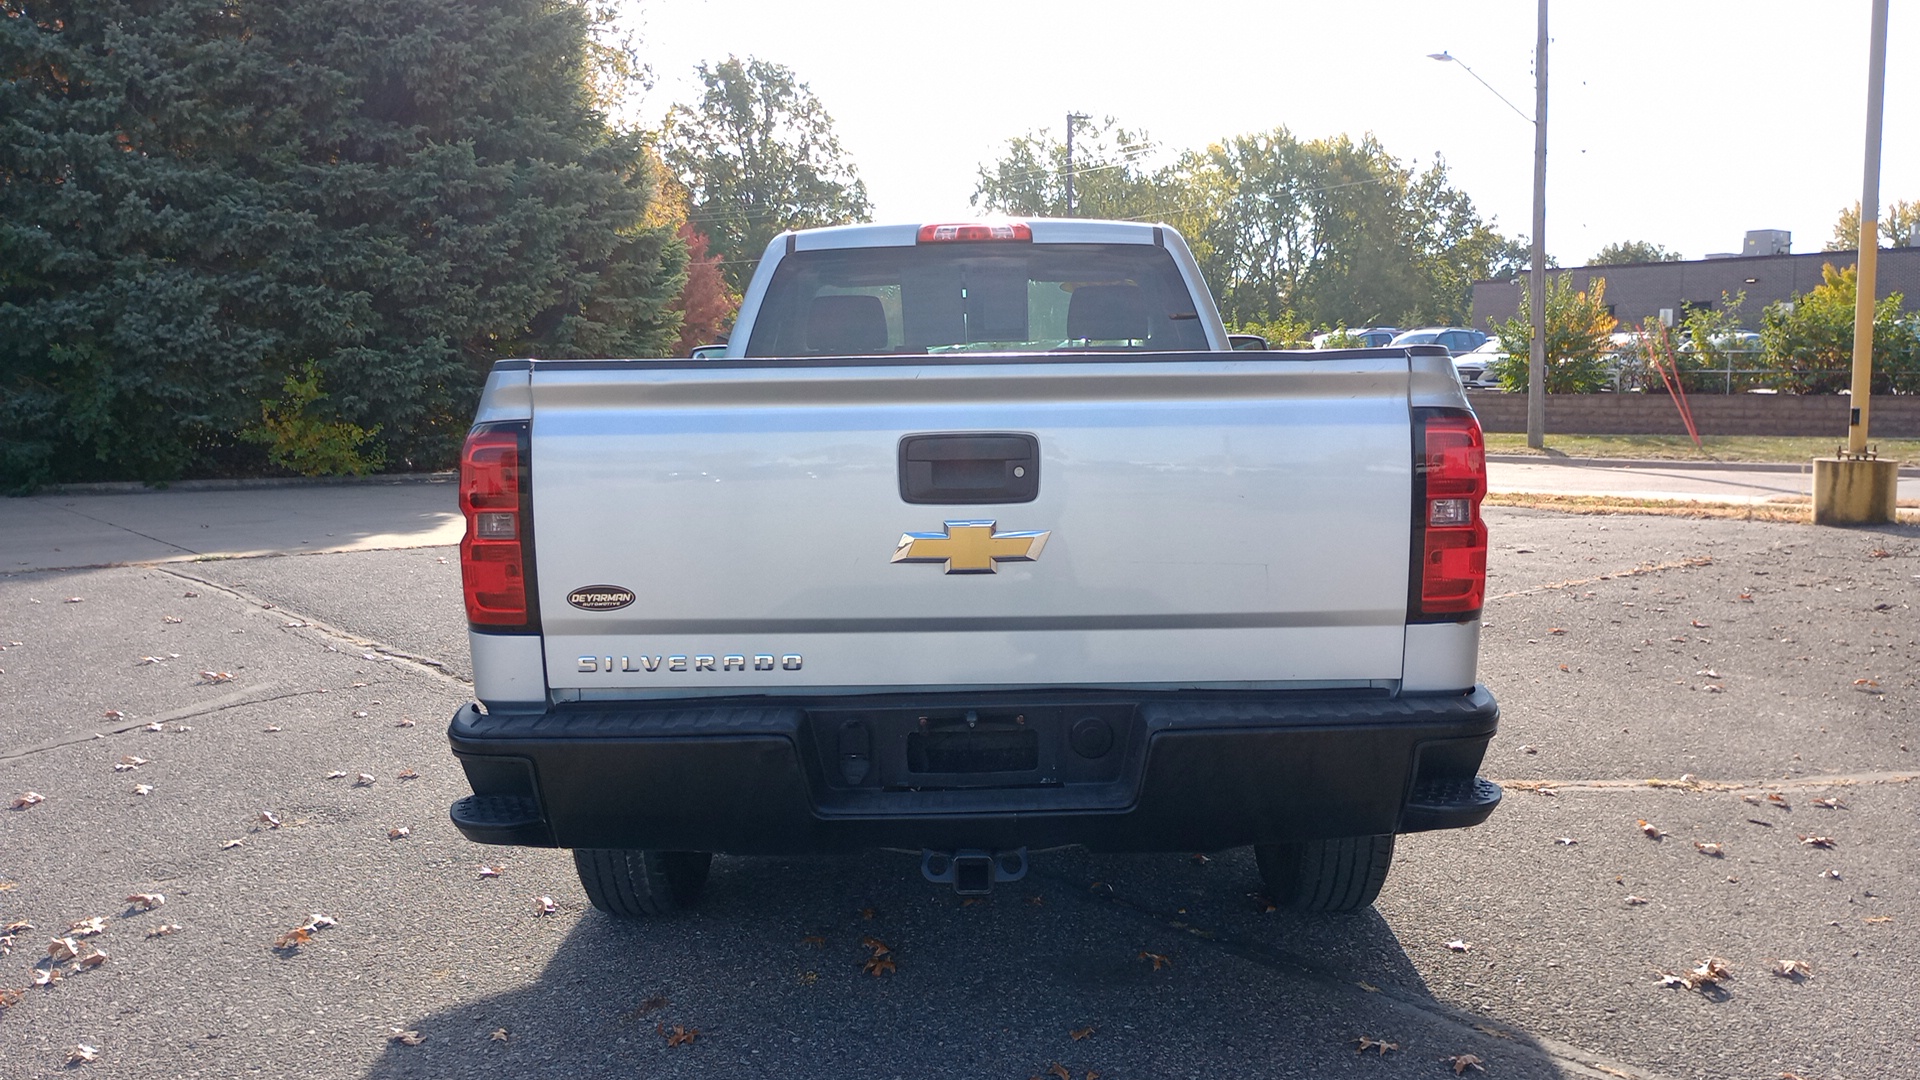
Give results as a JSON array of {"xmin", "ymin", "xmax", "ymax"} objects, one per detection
[
  {"xmin": 1445, "ymin": 939, "xmax": 1471, "ymax": 953},
  {"xmin": 396, "ymin": 768, "xmax": 420, "ymax": 780},
  {"xmin": 1691, "ymin": 619, "xmax": 1709, "ymax": 628},
  {"xmin": 1772, "ymin": 959, "xmax": 1811, "ymax": 979},
  {"xmin": 389, "ymin": 1029, "xmax": 425, "ymax": 1046},
  {"xmin": 1555, "ymin": 836, "xmax": 1578, "ymax": 845},
  {"xmin": 1138, "ymin": 950, "xmax": 1171, "ymax": 971},
  {"xmin": 0, "ymin": 988, "xmax": 20, "ymax": 1008},
  {"xmin": 861, "ymin": 935, "xmax": 891, "ymax": 957},
  {"xmin": 1820, "ymin": 868, "xmax": 1843, "ymax": 880},
  {"xmin": 145, "ymin": 722, "xmax": 164, "ymax": 732},
  {"xmin": 1695, "ymin": 668, "xmax": 1720, "ymax": 678},
  {"xmin": 163, "ymin": 615, "xmax": 183, "ymax": 623},
  {"xmin": 1799, "ymin": 835, "xmax": 1836, "ymax": 848},
  {"xmin": 1637, "ymin": 819, "xmax": 1668, "ymax": 839},
  {"xmin": 145, "ymin": 924, "xmax": 181, "ymax": 939},
  {"xmin": 1623, "ymin": 895, "xmax": 1650, "ymax": 906},
  {"xmin": 1694, "ymin": 842, "xmax": 1724, "ymax": 857},
  {"xmin": 660, "ymin": 1023, "xmax": 698, "ymax": 1047},
  {"xmin": 1548, "ymin": 627, "xmax": 1567, "ymax": 634},
  {"xmin": 197, "ymin": 671, "xmax": 233, "ymax": 684},
  {"xmin": 3, "ymin": 919, "xmax": 30, "ymax": 933},
  {"xmin": 272, "ymin": 927, "xmax": 311, "ymax": 949},
  {"xmin": 388, "ymin": 826, "xmax": 411, "ymax": 840},
  {"xmin": 78, "ymin": 947, "xmax": 107, "ymax": 968},
  {"xmin": 259, "ymin": 810, "xmax": 282, "ymax": 829},
  {"xmin": 862, "ymin": 954, "xmax": 897, "ymax": 976},
  {"xmin": 68, "ymin": 1044, "xmax": 99, "ymax": 1064},
  {"xmin": 1353, "ymin": 1036, "xmax": 1399, "ymax": 1055},
  {"xmin": 68, "ymin": 917, "xmax": 106, "ymax": 938},
  {"xmin": 31, "ymin": 966, "xmax": 59, "ymax": 986},
  {"xmin": 1864, "ymin": 916, "xmax": 1893, "ymax": 924},
  {"xmin": 125, "ymin": 893, "xmax": 164, "ymax": 910},
  {"xmin": 800, "ymin": 935, "xmax": 825, "ymax": 948},
  {"xmin": 1070, "ymin": 1025, "xmax": 1096, "ymax": 1041},
  {"xmin": 221, "ymin": 838, "xmax": 244, "ymax": 850},
  {"xmin": 325, "ymin": 770, "xmax": 348, "ymax": 779},
  {"xmin": 49, "ymin": 936, "xmax": 81, "ymax": 960},
  {"xmin": 478, "ymin": 865, "xmax": 502, "ymax": 878},
  {"xmin": 1047, "ymin": 1063, "xmax": 1072, "ymax": 1080},
  {"xmin": 353, "ymin": 773, "xmax": 376, "ymax": 787},
  {"xmin": 263, "ymin": 726, "xmax": 281, "ymax": 732},
  {"xmin": 1190, "ymin": 853, "xmax": 1211, "ymax": 865},
  {"xmin": 534, "ymin": 896, "xmax": 558, "ymax": 915},
  {"xmin": 133, "ymin": 783, "xmax": 153, "ymax": 795},
  {"xmin": 64, "ymin": 596, "xmax": 83, "ymax": 603},
  {"xmin": 136, "ymin": 656, "xmax": 166, "ymax": 666},
  {"xmin": 490, "ymin": 1028, "xmax": 509, "ymax": 1042},
  {"xmin": 1557, "ymin": 663, "xmax": 1569, "ymax": 672},
  {"xmin": 1448, "ymin": 1053, "xmax": 1487, "ymax": 1075},
  {"xmin": 1811, "ymin": 797, "xmax": 1844, "ymax": 810},
  {"xmin": 10, "ymin": 791, "xmax": 45, "ymax": 810},
  {"xmin": 102, "ymin": 710, "xmax": 125, "ymax": 720},
  {"xmin": 395, "ymin": 717, "xmax": 417, "ymax": 728},
  {"xmin": 353, "ymin": 711, "xmax": 369, "ymax": 718}
]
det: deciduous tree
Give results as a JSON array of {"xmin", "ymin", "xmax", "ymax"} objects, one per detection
[
  {"xmin": 1825, "ymin": 200, "xmax": 1920, "ymax": 251},
  {"xmin": 1490, "ymin": 275, "xmax": 1619, "ymax": 393},
  {"xmin": 1588, "ymin": 240, "xmax": 1683, "ymax": 265},
  {"xmin": 662, "ymin": 56, "xmax": 871, "ymax": 291}
]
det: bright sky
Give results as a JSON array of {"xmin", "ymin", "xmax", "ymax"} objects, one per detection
[{"xmin": 625, "ymin": 1, "xmax": 1916, "ymax": 267}]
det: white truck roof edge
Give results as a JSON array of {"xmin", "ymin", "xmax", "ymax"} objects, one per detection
[{"xmin": 725, "ymin": 219, "xmax": 1228, "ymax": 357}]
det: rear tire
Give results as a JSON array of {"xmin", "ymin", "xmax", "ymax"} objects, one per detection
[
  {"xmin": 572, "ymin": 849, "xmax": 712, "ymax": 917},
  {"xmin": 1254, "ymin": 835, "xmax": 1395, "ymax": 912}
]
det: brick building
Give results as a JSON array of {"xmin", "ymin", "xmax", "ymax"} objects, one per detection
[{"xmin": 1468, "ymin": 239, "xmax": 1920, "ymax": 333}]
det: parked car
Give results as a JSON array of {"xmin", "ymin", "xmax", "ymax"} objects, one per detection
[
  {"xmin": 1391, "ymin": 327, "xmax": 1488, "ymax": 356},
  {"xmin": 1452, "ymin": 339, "xmax": 1506, "ymax": 389},
  {"xmin": 1311, "ymin": 326, "xmax": 1400, "ymax": 349}
]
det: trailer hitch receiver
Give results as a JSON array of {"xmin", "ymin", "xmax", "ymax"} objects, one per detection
[{"xmin": 921, "ymin": 848, "xmax": 1028, "ymax": 895}]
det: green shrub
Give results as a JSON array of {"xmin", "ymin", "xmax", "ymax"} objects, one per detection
[
  {"xmin": 243, "ymin": 363, "xmax": 385, "ymax": 477},
  {"xmin": 1490, "ymin": 275, "xmax": 1618, "ymax": 393}
]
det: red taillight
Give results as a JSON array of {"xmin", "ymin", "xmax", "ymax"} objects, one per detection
[
  {"xmin": 917, "ymin": 222, "xmax": 1032, "ymax": 243},
  {"xmin": 460, "ymin": 425, "xmax": 533, "ymax": 627},
  {"xmin": 1416, "ymin": 413, "xmax": 1488, "ymax": 616}
]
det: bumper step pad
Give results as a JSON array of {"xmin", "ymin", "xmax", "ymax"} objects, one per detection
[
  {"xmin": 1402, "ymin": 776, "xmax": 1502, "ymax": 832},
  {"xmin": 449, "ymin": 794, "xmax": 550, "ymax": 846}
]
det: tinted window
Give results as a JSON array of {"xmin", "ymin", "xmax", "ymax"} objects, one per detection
[{"xmin": 745, "ymin": 243, "xmax": 1210, "ymax": 357}]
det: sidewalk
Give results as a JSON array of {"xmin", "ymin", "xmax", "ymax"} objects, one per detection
[{"xmin": 5, "ymin": 459, "xmax": 1914, "ymax": 575}]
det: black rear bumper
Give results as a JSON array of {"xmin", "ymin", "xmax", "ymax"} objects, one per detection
[{"xmin": 446, "ymin": 687, "xmax": 1501, "ymax": 854}]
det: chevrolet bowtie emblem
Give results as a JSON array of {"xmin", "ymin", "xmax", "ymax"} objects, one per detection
[{"xmin": 892, "ymin": 520, "xmax": 1051, "ymax": 574}]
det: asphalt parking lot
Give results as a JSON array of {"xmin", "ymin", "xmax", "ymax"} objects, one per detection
[{"xmin": 1, "ymin": 505, "xmax": 1914, "ymax": 1079}]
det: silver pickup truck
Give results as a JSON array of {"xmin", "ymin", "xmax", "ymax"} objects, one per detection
[{"xmin": 447, "ymin": 219, "xmax": 1499, "ymax": 916}]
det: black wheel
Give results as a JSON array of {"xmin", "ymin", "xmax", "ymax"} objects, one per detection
[
  {"xmin": 572, "ymin": 849, "xmax": 712, "ymax": 917},
  {"xmin": 1254, "ymin": 835, "xmax": 1395, "ymax": 912}
]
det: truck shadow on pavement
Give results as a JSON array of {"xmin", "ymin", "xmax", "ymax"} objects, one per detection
[{"xmin": 363, "ymin": 848, "xmax": 1578, "ymax": 1079}]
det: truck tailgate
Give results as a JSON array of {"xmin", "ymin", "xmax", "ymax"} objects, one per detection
[{"xmin": 528, "ymin": 354, "xmax": 1412, "ymax": 693}]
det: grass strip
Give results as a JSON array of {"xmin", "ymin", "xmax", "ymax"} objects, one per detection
[
  {"xmin": 1482, "ymin": 433, "xmax": 1920, "ymax": 464},
  {"xmin": 1486, "ymin": 491, "xmax": 1919, "ymax": 524}
]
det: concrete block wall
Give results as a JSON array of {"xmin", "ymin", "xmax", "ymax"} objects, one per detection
[{"xmin": 1467, "ymin": 392, "xmax": 1920, "ymax": 438}]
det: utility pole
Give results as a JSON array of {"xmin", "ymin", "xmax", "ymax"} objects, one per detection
[
  {"xmin": 1527, "ymin": 0, "xmax": 1549, "ymax": 450},
  {"xmin": 1813, "ymin": 0, "xmax": 1898, "ymax": 524},
  {"xmin": 1065, "ymin": 112, "xmax": 1089, "ymax": 216}
]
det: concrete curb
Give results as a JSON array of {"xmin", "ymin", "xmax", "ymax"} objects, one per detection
[
  {"xmin": 39, "ymin": 471, "xmax": 457, "ymax": 496},
  {"xmin": 1486, "ymin": 454, "xmax": 1920, "ymax": 477}
]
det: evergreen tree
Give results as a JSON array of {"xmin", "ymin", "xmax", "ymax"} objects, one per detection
[{"xmin": 0, "ymin": 0, "xmax": 684, "ymax": 486}]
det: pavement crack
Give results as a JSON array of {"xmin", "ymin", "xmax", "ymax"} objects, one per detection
[
  {"xmin": 150, "ymin": 565, "xmax": 469, "ymax": 689},
  {"xmin": 1036, "ymin": 868, "xmax": 1678, "ymax": 1080},
  {"xmin": 46, "ymin": 501, "xmax": 201, "ymax": 557},
  {"xmin": 1488, "ymin": 557, "xmax": 1714, "ymax": 603},
  {"xmin": 0, "ymin": 684, "xmax": 324, "ymax": 761}
]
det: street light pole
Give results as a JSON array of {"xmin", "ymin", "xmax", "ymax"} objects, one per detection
[
  {"xmin": 1430, "ymin": 11, "xmax": 1550, "ymax": 449},
  {"xmin": 1528, "ymin": 0, "xmax": 1549, "ymax": 450}
]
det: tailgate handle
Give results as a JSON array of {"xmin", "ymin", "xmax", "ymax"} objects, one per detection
[{"xmin": 898, "ymin": 432, "xmax": 1039, "ymax": 505}]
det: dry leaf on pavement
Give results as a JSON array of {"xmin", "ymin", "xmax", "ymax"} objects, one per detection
[
  {"xmin": 1448, "ymin": 1053, "xmax": 1487, "ymax": 1075},
  {"xmin": 326, "ymin": 771, "xmax": 348, "ymax": 779},
  {"xmin": 9, "ymin": 792, "xmax": 45, "ymax": 810},
  {"xmin": 125, "ymin": 893, "xmax": 164, "ymax": 910},
  {"xmin": 1799, "ymin": 835, "xmax": 1836, "ymax": 848},
  {"xmin": 145, "ymin": 924, "xmax": 181, "ymax": 939},
  {"xmin": 387, "ymin": 826, "xmax": 411, "ymax": 840},
  {"xmin": 534, "ymin": 896, "xmax": 558, "ymax": 915},
  {"xmin": 1623, "ymin": 896, "xmax": 1650, "ymax": 906},
  {"xmin": 1138, "ymin": 950, "xmax": 1171, "ymax": 970},
  {"xmin": 1070, "ymin": 1025, "xmax": 1096, "ymax": 1041},
  {"xmin": 221, "ymin": 839, "xmax": 244, "ymax": 850},
  {"xmin": 1811, "ymin": 797, "xmax": 1844, "ymax": 810},
  {"xmin": 353, "ymin": 773, "xmax": 376, "ymax": 787},
  {"xmin": 197, "ymin": 671, "xmax": 234, "ymax": 684},
  {"xmin": 396, "ymin": 768, "xmax": 419, "ymax": 780},
  {"xmin": 133, "ymin": 783, "xmax": 153, "ymax": 795},
  {"xmin": 1772, "ymin": 959, "xmax": 1812, "ymax": 979},
  {"xmin": 272, "ymin": 927, "xmax": 311, "ymax": 949},
  {"xmin": 69, "ymin": 917, "xmax": 106, "ymax": 938},
  {"xmin": 1353, "ymin": 1036, "xmax": 1399, "ymax": 1055},
  {"xmin": 49, "ymin": 937, "xmax": 81, "ymax": 961},
  {"xmin": 659, "ymin": 1023, "xmax": 698, "ymax": 1047},
  {"xmin": 490, "ymin": 1028, "xmax": 509, "ymax": 1042},
  {"xmin": 477, "ymin": 865, "xmax": 502, "ymax": 878},
  {"xmin": 1445, "ymin": 939, "xmax": 1471, "ymax": 953},
  {"xmin": 0, "ymin": 988, "xmax": 21, "ymax": 1008},
  {"xmin": 388, "ymin": 1029, "xmax": 425, "ymax": 1046},
  {"xmin": 1694, "ymin": 842, "xmax": 1724, "ymax": 857},
  {"xmin": 258, "ymin": 811, "xmax": 281, "ymax": 829},
  {"xmin": 1637, "ymin": 819, "xmax": 1668, "ymax": 839},
  {"xmin": 68, "ymin": 1045, "xmax": 99, "ymax": 1064}
]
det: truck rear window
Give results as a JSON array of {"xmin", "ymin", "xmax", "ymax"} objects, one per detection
[{"xmin": 743, "ymin": 243, "xmax": 1210, "ymax": 356}]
